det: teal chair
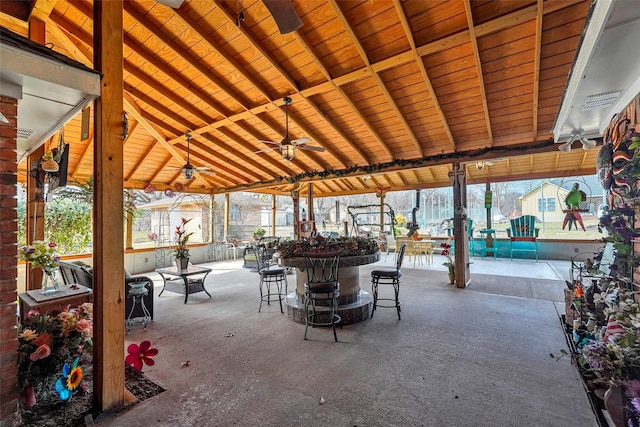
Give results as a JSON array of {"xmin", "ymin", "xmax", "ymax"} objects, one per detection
[{"xmin": 507, "ymin": 215, "xmax": 539, "ymax": 261}]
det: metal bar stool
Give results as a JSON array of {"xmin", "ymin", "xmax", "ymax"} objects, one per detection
[
  {"xmin": 255, "ymin": 245, "xmax": 287, "ymax": 313},
  {"xmin": 303, "ymin": 252, "xmax": 341, "ymax": 341},
  {"xmin": 370, "ymin": 243, "xmax": 407, "ymax": 320}
]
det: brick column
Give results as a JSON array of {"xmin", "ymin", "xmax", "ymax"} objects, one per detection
[{"xmin": 0, "ymin": 96, "xmax": 19, "ymax": 425}]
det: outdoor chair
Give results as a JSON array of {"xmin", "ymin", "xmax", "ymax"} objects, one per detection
[
  {"xmin": 255, "ymin": 245, "xmax": 287, "ymax": 313},
  {"xmin": 303, "ymin": 252, "xmax": 341, "ymax": 341},
  {"xmin": 370, "ymin": 243, "xmax": 407, "ymax": 320},
  {"xmin": 507, "ymin": 215, "xmax": 539, "ymax": 261}
]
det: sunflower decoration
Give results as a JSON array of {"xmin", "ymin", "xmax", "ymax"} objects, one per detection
[{"xmin": 54, "ymin": 357, "xmax": 83, "ymax": 401}]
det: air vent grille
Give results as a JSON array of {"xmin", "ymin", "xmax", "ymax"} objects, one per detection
[
  {"xmin": 17, "ymin": 128, "xmax": 35, "ymax": 139},
  {"xmin": 582, "ymin": 91, "xmax": 621, "ymax": 111}
]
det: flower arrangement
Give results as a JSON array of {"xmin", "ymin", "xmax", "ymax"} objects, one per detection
[
  {"xmin": 19, "ymin": 241, "xmax": 60, "ymax": 271},
  {"xmin": 440, "ymin": 242, "xmax": 453, "ymax": 268},
  {"xmin": 17, "ymin": 303, "xmax": 93, "ymax": 408},
  {"xmin": 276, "ymin": 235, "xmax": 379, "ymax": 258},
  {"xmin": 174, "ymin": 217, "xmax": 193, "ymax": 259}
]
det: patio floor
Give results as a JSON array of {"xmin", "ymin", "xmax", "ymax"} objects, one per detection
[{"xmin": 102, "ymin": 255, "xmax": 598, "ymax": 427}]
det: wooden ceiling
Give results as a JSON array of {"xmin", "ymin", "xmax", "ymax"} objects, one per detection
[{"xmin": 3, "ymin": 0, "xmax": 597, "ymax": 197}]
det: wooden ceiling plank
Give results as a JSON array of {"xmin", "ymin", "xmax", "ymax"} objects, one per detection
[
  {"xmin": 124, "ymin": 3, "xmax": 242, "ymax": 114},
  {"xmin": 70, "ymin": 129, "xmax": 94, "ymax": 180},
  {"xmin": 292, "ymin": 32, "xmax": 374, "ymax": 163},
  {"xmin": 173, "ymin": 7, "xmax": 272, "ymax": 104},
  {"xmin": 213, "ymin": 0, "xmax": 299, "ymax": 92},
  {"xmin": 393, "ymin": 0, "xmax": 456, "ymax": 151},
  {"xmin": 532, "ymin": 0, "xmax": 543, "ymax": 140},
  {"xmin": 30, "ymin": 0, "xmax": 57, "ymax": 21},
  {"xmin": 330, "ymin": 0, "xmax": 423, "ymax": 157},
  {"xmin": 463, "ymin": 0, "xmax": 493, "ymax": 147},
  {"xmin": 125, "ymin": 84, "xmax": 199, "ymax": 132},
  {"xmin": 124, "ymin": 140, "xmax": 157, "ymax": 182}
]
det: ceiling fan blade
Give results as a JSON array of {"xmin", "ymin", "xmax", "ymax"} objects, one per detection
[
  {"xmin": 291, "ymin": 137, "xmax": 311, "ymax": 145},
  {"xmin": 258, "ymin": 139, "xmax": 282, "ymax": 146},
  {"xmin": 155, "ymin": 0, "xmax": 184, "ymax": 8},
  {"xmin": 255, "ymin": 147, "xmax": 279, "ymax": 154},
  {"xmin": 195, "ymin": 169, "xmax": 217, "ymax": 175},
  {"xmin": 298, "ymin": 144, "xmax": 325, "ymax": 153},
  {"xmin": 262, "ymin": 0, "xmax": 303, "ymax": 34}
]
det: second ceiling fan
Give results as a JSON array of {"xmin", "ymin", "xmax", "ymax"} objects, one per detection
[{"xmin": 256, "ymin": 97, "xmax": 325, "ymax": 161}]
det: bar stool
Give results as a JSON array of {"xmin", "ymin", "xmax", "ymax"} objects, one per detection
[
  {"xmin": 303, "ymin": 252, "xmax": 341, "ymax": 341},
  {"xmin": 255, "ymin": 245, "xmax": 287, "ymax": 313},
  {"xmin": 370, "ymin": 243, "xmax": 407, "ymax": 320}
]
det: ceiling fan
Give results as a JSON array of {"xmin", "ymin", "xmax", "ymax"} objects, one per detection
[
  {"xmin": 256, "ymin": 97, "xmax": 325, "ymax": 161},
  {"xmin": 173, "ymin": 133, "xmax": 216, "ymax": 180},
  {"xmin": 155, "ymin": 0, "xmax": 302, "ymax": 34}
]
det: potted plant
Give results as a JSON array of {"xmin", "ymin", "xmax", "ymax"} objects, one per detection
[
  {"xmin": 440, "ymin": 241, "xmax": 454, "ymax": 285},
  {"xmin": 19, "ymin": 241, "xmax": 62, "ymax": 294},
  {"xmin": 253, "ymin": 227, "xmax": 266, "ymax": 240},
  {"xmin": 174, "ymin": 217, "xmax": 193, "ymax": 270}
]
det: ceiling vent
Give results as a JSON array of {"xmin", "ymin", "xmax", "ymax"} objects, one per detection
[
  {"xmin": 17, "ymin": 128, "xmax": 34, "ymax": 139},
  {"xmin": 581, "ymin": 90, "xmax": 621, "ymax": 111}
]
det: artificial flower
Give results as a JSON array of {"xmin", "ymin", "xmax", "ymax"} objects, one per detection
[
  {"xmin": 75, "ymin": 319, "xmax": 93, "ymax": 338},
  {"xmin": 29, "ymin": 344, "xmax": 51, "ymax": 362},
  {"xmin": 573, "ymin": 284, "xmax": 585, "ymax": 298},
  {"xmin": 18, "ymin": 329, "xmax": 38, "ymax": 341},
  {"xmin": 55, "ymin": 357, "xmax": 83, "ymax": 401},
  {"xmin": 125, "ymin": 340, "xmax": 158, "ymax": 372},
  {"xmin": 18, "ymin": 241, "xmax": 60, "ymax": 270},
  {"xmin": 33, "ymin": 332, "xmax": 52, "ymax": 347}
]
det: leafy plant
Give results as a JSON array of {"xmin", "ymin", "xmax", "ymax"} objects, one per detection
[{"xmin": 174, "ymin": 217, "xmax": 193, "ymax": 259}]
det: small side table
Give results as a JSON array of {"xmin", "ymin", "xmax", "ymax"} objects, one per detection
[
  {"xmin": 126, "ymin": 283, "xmax": 151, "ymax": 334},
  {"xmin": 478, "ymin": 229, "xmax": 497, "ymax": 258},
  {"xmin": 18, "ymin": 285, "xmax": 93, "ymax": 322}
]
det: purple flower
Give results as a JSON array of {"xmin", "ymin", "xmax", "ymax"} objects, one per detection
[{"xmin": 628, "ymin": 380, "xmax": 640, "ymax": 399}]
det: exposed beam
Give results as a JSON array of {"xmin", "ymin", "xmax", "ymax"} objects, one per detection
[
  {"xmin": 330, "ymin": 0, "xmax": 424, "ymax": 157},
  {"xmin": 463, "ymin": 0, "xmax": 493, "ymax": 147},
  {"xmin": 393, "ymin": 0, "xmax": 456, "ymax": 151}
]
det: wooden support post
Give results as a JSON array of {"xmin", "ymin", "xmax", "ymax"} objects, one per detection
[
  {"xmin": 25, "ymin": 147, "xmax": 45, "ymax": 290},
  {"xmin": 271, "ymin": 195, "xmax": 276, "ymax": 236},
  {"xmin": 25, "ymin": 16, "xmax": 46, "ymax": 291},
  {"xmin": 224, "ymin": 193, "xmax": 230, "ymax": 237},
  {"xmin": 93, "ymin": 0, "xmax": 125, "ymax": 412},
  {"xmin": 449, "ymin": 162, "xmax": 470, "ymax": 288},
  {"xmin": 379, "ymin": 194, "xmax": 385, "ymax": 232},
  {"xmin": 125, "ymin": 190, "xmax": 133, "ymax": 250}
]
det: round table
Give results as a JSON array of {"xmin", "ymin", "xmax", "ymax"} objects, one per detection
[{"xmin": 278, "ymin": 252, "xmax": 381, "ymax": 325}]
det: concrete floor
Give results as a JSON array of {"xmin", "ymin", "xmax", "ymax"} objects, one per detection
[{"xmin": 102, "ymin": 255, "xmax": 597, "ymax": 427}]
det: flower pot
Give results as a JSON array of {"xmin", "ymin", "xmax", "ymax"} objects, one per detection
[
  {"xmin": 177, "ymin": 258, "xmax": 189, "ymax": 270},
  {"xmin": 42, "ymin": 267, "xmax": 61, "ymax": 295},
  {"xmin": 604, "ymin": 383, "xmax": 626, "ymax": 427},
  {"xmin": 447, "ymin": 266, "xmax": 455, "ymax": 285}
]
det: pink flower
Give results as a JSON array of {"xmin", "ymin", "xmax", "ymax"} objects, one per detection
[
  {"xmin": 76, "ymin": 319, "xmax": 93, "ymax": 338},
  {"xmin": 29, "ymin": 344, "xmax": 51, "ymax": 361}
]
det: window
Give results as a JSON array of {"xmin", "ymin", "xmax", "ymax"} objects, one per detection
[{"xmin": 537, "ymin": 198, "xmax": 556, "ymax": 212}]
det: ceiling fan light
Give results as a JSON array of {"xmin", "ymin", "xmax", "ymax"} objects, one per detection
[
  {"xmin": 558, "ymin": 140, "xmax": 573, "ymax": 152},
  {"xmin": 282, "ymin": 144, "xmax": 296, "ymax": 161},
  {"xmin": 183, "ymin": 165, "xmax": 194, "ymax": 180},
  {"xmin": 580, "ymin": 136, "xmax": 597, "ymax": 150}
]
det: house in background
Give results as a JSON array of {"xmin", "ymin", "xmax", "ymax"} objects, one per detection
[{"xmin": 519, "ymin": 176, "xmax": 604, "ymax": 222}]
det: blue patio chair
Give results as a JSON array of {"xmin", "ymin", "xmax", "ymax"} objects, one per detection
[{"xmin": 507, "ymin": 215, "xmax": 539, "ymax": 261}]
